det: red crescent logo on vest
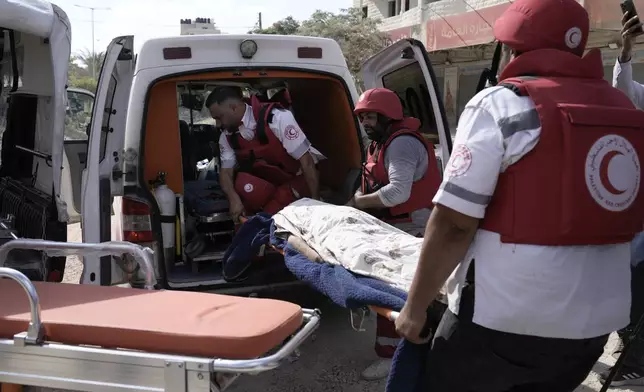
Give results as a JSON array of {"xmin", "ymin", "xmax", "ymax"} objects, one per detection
[
  {"xmin": 585, "ymin": 134, "xmax": 640, "ymax": 212},
  {"xmin": 284, "ymin": 125, "xmax": 300, "ymax": 140},
  {"xmin": 445, "ymin": 144, "xmax": 472, "ymax": 177},
  {"xmin": 244, "ymin": 183, "xmax": 254, "ymax": 193}
]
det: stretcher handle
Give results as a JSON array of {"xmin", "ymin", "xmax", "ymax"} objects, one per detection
[
  {"xmin": 211, "ymin": 308, "xmax": 321, "ymax": 374},
  {"xmin": 0, "ymin": 267, "xmax": 43, "ymax": 344},
  {"xmin": 370, "ymin": 305, "xmax": 432, "ymax": 339},
  {"xmin": 370, "ymin": 305, "xmax": 400, "ymax": 322},
  {"xmin": 0, "ymin": 239, "xmax": 156, "ymax": 289}
]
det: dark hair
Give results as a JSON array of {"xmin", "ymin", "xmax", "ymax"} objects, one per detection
[{"xmin": 205, "ymin": 86, "xmax": 243, "ymax": 108}]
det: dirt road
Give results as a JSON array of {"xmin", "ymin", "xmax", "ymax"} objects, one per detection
[{"xmin": 63, "ymin": 223, "xmax": 644, "ymax": 392}]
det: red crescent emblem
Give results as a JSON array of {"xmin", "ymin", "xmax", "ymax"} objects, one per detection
[
  {"xmin": 284, "ymin": 125, "xmax": 299, "ymax": 140},
  {"xmin": 599, "ymin": 150, "xmax": 626, "ymax": 195}
]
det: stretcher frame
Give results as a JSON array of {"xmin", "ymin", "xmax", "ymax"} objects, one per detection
[{"xmin": 0, "ymin": 239, "xmax": 321, "ymax": 392}]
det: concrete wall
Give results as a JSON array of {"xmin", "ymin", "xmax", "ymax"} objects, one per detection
[{"xmin": 358, "ymin": 0, "xmax": 508, "ymax": 37}]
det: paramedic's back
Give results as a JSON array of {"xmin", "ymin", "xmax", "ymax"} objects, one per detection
[{"xmin": 393, "ymin": 0, "xmax": 644, "ymax": 390}]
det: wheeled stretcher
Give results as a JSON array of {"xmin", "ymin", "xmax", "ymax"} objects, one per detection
[{"xmin": 0, "ymin": 239, "xmax": 321, "ymax": 392}]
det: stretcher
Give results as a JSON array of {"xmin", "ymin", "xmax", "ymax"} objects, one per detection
[
  {"xmin": 0, "ymin": 239, "xmax": 321, "ymax": 392},
  {"xmin": 238, "ymin": 216, "xmax": 400, "ymax": 325}
]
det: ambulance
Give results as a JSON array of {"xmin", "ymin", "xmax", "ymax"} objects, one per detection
[{"xmin": 2, "ymin": 3, "xmax": 452, "ymax": 292}]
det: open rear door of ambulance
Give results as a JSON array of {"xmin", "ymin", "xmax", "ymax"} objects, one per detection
[
  {"xmin": 360, "ymin": 39, "xmax": 452, "ymax": 169},
  {"xmin": 81, "ymin": 35, "xmax": 134, "ymax": 286},
  {"xmin": 62, "ymin": 88, "xmax": 95, "ymax": 223}
]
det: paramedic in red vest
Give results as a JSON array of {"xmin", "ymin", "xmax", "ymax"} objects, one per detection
[
  {"xmin": 347, "ymin": 87, "xmax": 442, "ymax": 381},
  {"xmin": 394, "ymin": 0, "xmax": 644, "ymax": 390},
  {"xmin": 206, "ymin": 86, "xmax": 324, "ymax": 221},
  {"xmin": 348, "ymin": 88, "xmax": 441, "ymax": 236}
]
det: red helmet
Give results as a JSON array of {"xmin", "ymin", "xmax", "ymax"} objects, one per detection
[
  {"xmin": 494, "ymin": 0, "xmax": 589, "ymax": 56},
  {"xmin": 354, "ymin": 88, "xmax": 403, "ymax": 121}
]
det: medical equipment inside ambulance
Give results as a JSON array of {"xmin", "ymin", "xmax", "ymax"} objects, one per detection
[
  {"xmin": 166, "ymin": 82, "xmax": 333, "ymax": 281},
  {"xmin": 173, "ymin": 85, "xmax": 238, "ymax": 275}
]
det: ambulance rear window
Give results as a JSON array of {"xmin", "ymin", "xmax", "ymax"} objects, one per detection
[
  {"xmin": 163, "ymin": 47, "xmax": 192, "ymax": 60},
  {"xmin": 298, "ymin": 47, "xmax": 322, "ymax": 59}
]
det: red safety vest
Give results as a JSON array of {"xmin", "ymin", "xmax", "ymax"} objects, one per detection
[
  {"xmin": 361, "ymin": 117, "xmax": 441, "ymax": 221},
  {"xmin": 480, "ymin": 48, "xmax": 644, "ymax": 246},
  {"xmin": 226, "ymin": 95, "xmax": 300, "ymax": 185}
]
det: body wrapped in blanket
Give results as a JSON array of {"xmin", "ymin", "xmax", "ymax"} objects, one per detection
[
  {"xmin": 273, "ymin": 199, "xmax": 425, "ymax": 291},
  {"xmin": 222, "ymin": 199, "xmax": 447, "ymax": 391}
]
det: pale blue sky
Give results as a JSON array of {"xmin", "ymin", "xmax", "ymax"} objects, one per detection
[{"xmin": 53, "ymin": 0, "xmax": 352, "ymax": 55}]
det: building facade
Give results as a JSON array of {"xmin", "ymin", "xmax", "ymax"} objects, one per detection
[
  {"xmin": 180, "ymin": 18, "xmax": 221, "ymax": 36},
  {"xmin": 355, "ymin": 0, "xmax": 644, "ymax": 128}
]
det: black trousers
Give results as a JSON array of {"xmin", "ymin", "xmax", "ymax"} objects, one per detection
[
  {"xmin": 427, "ymin": 284, "xmax": 608, "ymax": 392},
  {"xmin": 618, "ymin": 261, "xmax": 644, "ymax": 367}
]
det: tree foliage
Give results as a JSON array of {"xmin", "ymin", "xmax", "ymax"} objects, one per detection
[
  {"xmin": 299, "ymin": 8, "xmax": 387, "ymax": 83},
  {"xmin": 251, "ymin": 8, "xmax": 387, "ymax": 85},
  {"xmin": 249, "ymin": 16, "xmax": 300, "ymax": 35},
  {"xmin": 67, "ymin": 50, "xmax": 105, "ymax": 93}
]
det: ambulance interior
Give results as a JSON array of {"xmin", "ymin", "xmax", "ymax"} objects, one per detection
[{"xmin": 143, "ymin": 66, "xmax": 443, "ymax": 286}]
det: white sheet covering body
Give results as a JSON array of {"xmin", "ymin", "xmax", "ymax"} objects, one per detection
[{"xmin": 273, "ymin": 198, "xmax": 423, "ymax": 291}]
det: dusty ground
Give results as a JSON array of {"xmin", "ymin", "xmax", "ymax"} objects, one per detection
[{"xmin": 63, "ymin": 223, "xmax": 644, "ymax": 391}]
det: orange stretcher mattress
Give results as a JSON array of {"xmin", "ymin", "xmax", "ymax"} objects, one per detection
[{"xmin": 0, "ymin": 280, "xmax": 303, "ymax": 359}]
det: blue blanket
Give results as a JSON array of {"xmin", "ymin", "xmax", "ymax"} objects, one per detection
[{"xmin": 222, "ymin": 214, "xmax": 431, "ymax": 391}]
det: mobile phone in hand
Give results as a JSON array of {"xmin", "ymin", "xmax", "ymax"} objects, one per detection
[{"xmin": 621, "ymin": 0, "xmax": 644, "ymax": 33}]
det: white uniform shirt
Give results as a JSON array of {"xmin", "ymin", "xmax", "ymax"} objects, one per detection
[
  {"xmin": 219, "ymin": 104, "xmax": 326, "ymax": 169},
  {"xmin": 613, "ymin": 59, "xmax": 644, "ymax": 109},
  {"xmin": 613, "ymin": 59, "xmax": 644, "ymax": 268},
  {"xmin": 433, "ymin": 85, "xmax": 631, "ymax": 340}
]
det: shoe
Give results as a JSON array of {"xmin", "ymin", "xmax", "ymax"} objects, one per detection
[
  {"xmin": 600, "ymin": 365, "xmax": 644, "ymax": 387},
  {"xmin": 361, "ymin": 358, "xmax": 393, "ymax": 381}
]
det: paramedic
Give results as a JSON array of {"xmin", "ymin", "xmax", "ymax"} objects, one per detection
[
  {"xmin": 601, "ymin": 12, "xmax": 644, "ymax": 387},
  {"xmin": 394, "ymin": 0, "xmax": 644, "ymax": 390},
  {"xmin": 206, "ymin": 86, "xmax": 325, "ymax": 221},
  {"xmin": 348, "ymin": 87, "xmax": 441, "ymax": 237},
  {"xmin": 347, "ymin": 87, "xmax": 442, "ymax": 381}
]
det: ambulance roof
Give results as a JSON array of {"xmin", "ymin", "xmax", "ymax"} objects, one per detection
[
  {"xmin": 135, "ymin": 34, "xmax": 349, "ymax": 72},
  {"xmin": 0, "ymin": 0, "xmax": 68, "ymax": 38}
]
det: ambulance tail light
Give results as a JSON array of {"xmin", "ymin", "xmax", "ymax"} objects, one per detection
[
  {"xmin": 122, "ymin": 196, "xmax": 154, "ymax": 243},
  {"xmin": 298, "ymin": 47, "xmax": 322, "ymax": 59},
  {"xmin": 163, "ymin": 47, "xmax": 192, "ymax": 60}
]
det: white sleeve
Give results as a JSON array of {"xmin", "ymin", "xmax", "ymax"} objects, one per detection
[
  {"xmin": 218, "ymin": 133, "xmax": 237, "ymax": 169},
  {"xmin": 613, "ymin": 59, "xmax": 644, "ymax": 109},
  {"xmin": 269, "ymin": 110, "xmax": 312, "ymax": 160},
  {"xmin": 432, "ymin": 106, "xmax": 505, "ymax": 219}
]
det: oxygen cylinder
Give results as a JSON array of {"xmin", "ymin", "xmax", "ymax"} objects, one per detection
[{"xmin": 152, "ymin": 172, "xmax": 176, "ymax": 265}]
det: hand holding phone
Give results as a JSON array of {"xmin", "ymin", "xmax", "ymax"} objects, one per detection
[
  {"xmin": 620, "ymin": 0, "xmax": 644, "ymax": 62},
  {"xmin": 621, "ymin": 0, "xmax": 644, "ymax": 34}
]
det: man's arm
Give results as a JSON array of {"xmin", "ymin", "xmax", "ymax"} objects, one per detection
[
  {"xmin": 219, "ymin": 168, "xmax": 239, "ymax": 202},
  {"xmin": 402, "ymin": 105, "xmax": 506, "ymax": 320},
  {"xmin": 615, "ymin": 13, "xmax": 644, "ymax": 108},
  {"xmin": 354, "ymin": 135, "xmax": 422, "ymax": 210},
  {"xmin": 404, "ymin": 205, "xmax": 478, "ymax": 314},
  {"xmin": 614, "ymin": 59, "xmax": 644, "ymax": 109},
  {"xmin": 271, "ymin": 110, "xmax": 320, "ymax": 199},
  {"xmin": 299, "ymin": 151, "xmax": 320, "ymax": 199},
  {"xmin": 218, "ymin": 134, "xmax": 244, "ymax": 219}
]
